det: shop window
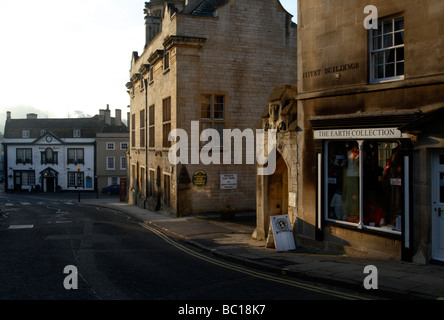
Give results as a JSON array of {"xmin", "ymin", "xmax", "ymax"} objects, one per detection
[{"xmin": 325, "ymin": 140, "xmax": 404, "ymax": 233}]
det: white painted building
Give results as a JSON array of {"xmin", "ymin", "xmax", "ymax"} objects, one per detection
[{"xmin": 3, "ymin": 110, "xmax": 128, "ymax": 193}]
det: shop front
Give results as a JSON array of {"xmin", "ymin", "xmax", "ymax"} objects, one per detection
[{"xmin": 310, "ymin": 114, "xmax": 418, "ymax": 261}]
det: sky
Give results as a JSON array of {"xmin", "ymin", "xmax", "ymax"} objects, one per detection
[{"xmin": 0, "ymin": 0, "xmax": 297, "ymax": 130}]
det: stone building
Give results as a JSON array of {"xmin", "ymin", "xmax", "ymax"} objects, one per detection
[
  {"xmin": 291, "ymin": 0, "xmax": 444, "ymax": 263},
  {"xmin": 95, "ymin": 107, "xmax": 129, "ymax": 193},
  {"xmin": 126, "ymin": 0, "xmax": 297, "ymax": 215}
]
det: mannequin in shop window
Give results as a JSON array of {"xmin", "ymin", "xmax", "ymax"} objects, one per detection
[{"xmin": 343, "ymin": 145, "xmax": 360, "ymax": 222}]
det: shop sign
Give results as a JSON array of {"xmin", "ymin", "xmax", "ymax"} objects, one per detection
[
  {"xmin": 314, "ymin": 127, "xmax": 402, "ymax": 140},
  {"xmin": 192, "ymin": 170, "xmax": 207, "ymax": 189},
  {"xmin": 220, "ymin": 174, "xmax": 237, "ymax": 190}
]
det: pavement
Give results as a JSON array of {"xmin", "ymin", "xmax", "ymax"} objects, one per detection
[{"xmin": 81, "ymin": 195, "xmax": 444, "ymax": 300}]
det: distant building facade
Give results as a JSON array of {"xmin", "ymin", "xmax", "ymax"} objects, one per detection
[
  {"xmin": 126, "ymin": 0, "xmax": 297, "ymax": 215},
  {"xmin": 292, "ymin": 0, "xmax": 444, "ymax": 263},
  {"xmin": 3, "ymin": 108, "xmax": 128, "ymax": 194}
]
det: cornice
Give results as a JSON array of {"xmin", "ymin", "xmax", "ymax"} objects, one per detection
[{"xmin": 163, "ymin": 35, "xmax": 207, "ymax": 51}]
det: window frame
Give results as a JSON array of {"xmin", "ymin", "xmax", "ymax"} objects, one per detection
[
  {"xmin": 323, "ymin": 139, "xmax": 407, "ymax": 235},
  {"xmin": 16, "ymin": 148, "xmax": 33, "ymax": 165},
  {"xmin": 140, "ymin": 109, "xmax": 146, "ymax": 148},
  {"xmin": 106, "ymin": 156, "xmax": 116, "ymax": 170},
  {"xmin": 68, "ymin": 171, "xmax": 84, "ymax": 188},
  {"xmin": 67, "ymin": 148, "xmax": 85, "ymax": 165},
  {"xmin": 162, "ymin": 97, "xmax": 172, "ymax": 149},
  {"xmin": 200, "ymin": 94, "xmax": 225, "ymax": 148},
  {"xmin": 369, "ymin": 15, "xmax": 405, "ymax": 84},
  {"xmin": 106, "ymin": 142, "xmax": 115, "ymax": 150},
  {"xmin": 148, "ymin": 105, "xmax": 155, "ymax": 149}
]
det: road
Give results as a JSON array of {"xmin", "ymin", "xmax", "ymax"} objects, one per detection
[{"xmin": 0, "ymin": 192, "xmax": 379, "ymax": 307}]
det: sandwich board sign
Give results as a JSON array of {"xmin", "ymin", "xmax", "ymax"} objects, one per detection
[{"xmin": 269, "ymin": 215, "xmax": 296, "ymax": 252}]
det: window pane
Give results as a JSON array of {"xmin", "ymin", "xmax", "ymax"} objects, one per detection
[
  {"xmin": 394, "ymin": 31, "xmax": 404, "ymax": 46},
  {"xmin": 396, "ymin": 62, "xmax": 404, "ymax": 76},
  {"xmin": 363, "ymin": 142, "xmax": 402, "ymax": 231},
  {"xmin": 385, "ymin": 49, "xmax": 395, "ymax": 63},
  {"xmin": 327, "ymin": 141, "xmax": 360, "ymax": 223},
  {"xmin": 214, "ymin": 96, "xmax": 224, "ymax": 120},
  {"xmin": 373, "ymin": 36, "xmax": 382, "ymax": 50},
  {"xmin": 375, "ymin": 51, "xmax": 384, "ymax": 65},
  {"xmin": 375, "ymin": 65, "xmax": 384, "ymax": 79},
  {"xmin": 201, "ymin": 95, "xmax": 211, "ymax": 119},
  {"xmin": 395, "ymin": 18, "xmax": 404, "ymax": 31},
  {"xmin": 383, "ymin": 20, "xmax": 393, "ymax": 34},
  {"xmin": 396, "ymin": 47, "xmax": 404, "ymax": 61},
  {"xmin": 383, "ymin": 34, "xmax": 393, "ymax": 48},
  {"xmin": 385, "ymin": 63, "xmax": 395, "ymax": 77}
]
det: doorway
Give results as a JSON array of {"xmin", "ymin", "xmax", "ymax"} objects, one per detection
[
  {"xmin": 432, "ymin": 151, "xmax": 444, "ymax": 262},
  {"xmin": 267, "ymin": 152, "xmax": 289, "ymax": 217}
]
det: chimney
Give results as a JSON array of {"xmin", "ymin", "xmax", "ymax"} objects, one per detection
[
  {"xmin": 105, "ymin": 104, "xmax": 111, "ymax": 125},
  {"xmin": 115, "ymin": 109, "xmax": 122, "ymax": 126},
  {"xmin": 27, "ymin": 113, "xmax": 38, "ymax": 119},
  {"xmin": 6, "ymin": 111, "xmax": 11, "ymax": 120}
]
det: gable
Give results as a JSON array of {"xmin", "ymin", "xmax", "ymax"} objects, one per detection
[{"xmin": 33, "ymin": 132, "xmax": 63, "ymax": 145}]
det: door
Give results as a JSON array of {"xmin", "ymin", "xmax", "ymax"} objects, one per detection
[{"xmin": 432, "ymin": 151, "xmax": 444, "ymax": 262}]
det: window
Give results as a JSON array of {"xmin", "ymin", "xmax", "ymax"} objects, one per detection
[
  {"xmin": 106, "ymin": 142, "xmax": 115, "ymax": 150},
  {"xmin": 120, "ymin": 142, "xmax": 128, "ymax": 150},
  {"xmin": 41, "ymin": 147, "xmax": 58, "ymax": 165},
  {"xmin": 68, "ymin": 171, "xmax": 84, "ymax": 188},
  {"xmin": 131, "ymin": 113, "xmax": 136, "ymax": 148},
  {"xmin": 163, "ymin": 50, "xmax": 170, "ymax": 71},
  {"xmin": 22, "ymin": 130, "xmax": 30, "ymax": 139},
  {"xmin": 106, "ymin": 156, "xmax": 115, "ymax": 170},
  {"xmin": 149, "ymin": 66, "xmax": 154, "ymax": 83},
  {"xmin": 140, "ymin": 109, "xmax": 146, "ymax": 148},
  {"xmin": 149, "ymin": 105, "xmax": 155, "ymax": 148},
  {"xmin": 120, "ymin": 156, "xmax": 127, "ymax": 170},
  {"xmin": 67, "ymin": 148, "xmax": 84, "ymax": 165},
  {"xmin": 16, "ymin": 148, "xmax": 32, "ymax": 164},
  {"xmin": 201, "ymin": 94, "xmax": 225, "ymax": 147},
  {"xmin": 73, "ymin": 129, "xmax": 81, "ymax": 138},
  {"xmin": 370, "ymin": 16, "xmax": 404, "ymax": 83},
  {"xmin": 325, "ymin": 140, "xmax": 405, "ymax": 234},
  {"xmin": 14, "ymin": 171, "xmax": 35, "ymax": 186},
  {"xmin": 163, "ymin": 97, "xmax": 172, "ymax": 148}
]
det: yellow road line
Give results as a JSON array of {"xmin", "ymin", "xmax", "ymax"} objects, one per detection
[{"xmin": 140, "ymin": 223, "xmax": 370, "ymax": 300}]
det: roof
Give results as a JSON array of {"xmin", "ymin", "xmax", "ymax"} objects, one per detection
[
  {"xmin": 4, "ymin": 117, "xmax": 128, "ymax": 139},
  {"xmin": 181, "ymin": 0, "xmax": 229, "ymax": 17}
]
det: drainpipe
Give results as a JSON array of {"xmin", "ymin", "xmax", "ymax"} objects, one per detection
[{"xmin": 144, "ymin": 78, "xmax": 149, "ymax": 209}]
